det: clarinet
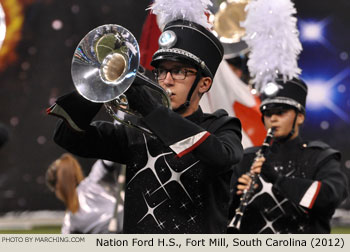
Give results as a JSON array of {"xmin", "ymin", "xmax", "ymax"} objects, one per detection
[{"xmin": 228, "ymin": 127, "xmax": 275, "ymax": 231}]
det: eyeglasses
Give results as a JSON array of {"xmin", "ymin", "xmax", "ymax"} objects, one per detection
[
  {"xmin": 153, "ymin": 68, "xmax": 197, "ymax": 80},
  {"xmin": 263, "ymin": 108, "xmax": 289, "ymax": 117}
]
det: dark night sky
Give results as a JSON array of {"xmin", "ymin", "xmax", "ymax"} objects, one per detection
[{"xmin": 0, "ymin": 0, "xmax": 151, "ymax": 212}]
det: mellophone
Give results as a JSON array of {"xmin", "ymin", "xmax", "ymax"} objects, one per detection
[{"xmin": 71, "ymin": 24, "xmax": 171, "ymax": 135}]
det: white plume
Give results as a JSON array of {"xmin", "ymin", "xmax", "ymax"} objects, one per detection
[
  {"xmin": 242, "ymin": 0, "xmax": 302, "ymax": 92},
  {"xmin": 148, "ymin": 0, "xmax": 213, "ymax": 30}
]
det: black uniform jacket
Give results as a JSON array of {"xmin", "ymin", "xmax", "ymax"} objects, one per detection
[
  {"xmin": 228, "ymin": 136, "xmax": 348, "ymax": 233},
  {"xmin": 53, "ymin": 106, "xmax": 243, "ymax": 233}
]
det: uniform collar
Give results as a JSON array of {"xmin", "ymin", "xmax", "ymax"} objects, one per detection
[
  {"xmin": 184, "ymin": 106, "xmax": 203, "ymax": 124},
  {"xmin": 272, "ymin": 135, "xmax": 303, "ymax": 152}
]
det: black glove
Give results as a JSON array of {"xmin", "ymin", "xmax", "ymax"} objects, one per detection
[
  {"xmin": 125, "ymin": 74, "xmax": 161, "ymax": 117},
  {"xmin": 48, "ymin": 90, "xmax": 103, "ymax": 130},
  {"xmin": 261, "ymin": 161, "xmax": 281, "ymax": 184}
]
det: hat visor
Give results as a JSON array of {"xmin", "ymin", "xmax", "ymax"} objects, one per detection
[
  {"xmin": 260, "ymin": 99, "xmax": 305, "ymax": 114},
  {"xmin": 260, "ymin": 103, "xmax": 294, "ymax": 111},
  {"xmin": 151, "ymin": 54, "xmax": 198, "ymax": 69},
  {"xmin": 151, "ymin": 51, "xmax": 212, "ymax": 78}
]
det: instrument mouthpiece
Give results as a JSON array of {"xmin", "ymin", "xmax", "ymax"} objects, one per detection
[{"xmin": 166, "ymin": 89, "xmax": 172, "ymax": 97}]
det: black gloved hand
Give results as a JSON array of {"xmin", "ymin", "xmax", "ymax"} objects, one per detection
[
  {"xmin": 48, "ymin": 90, "xmax": 103, "ymax": 130},
  {"xmin": 261, "ymin": 160, "xmax": 281, "ymax": 184},
  {"xmin": 125, "ymin": 74, "xmax": 161, "ymax": 117}
]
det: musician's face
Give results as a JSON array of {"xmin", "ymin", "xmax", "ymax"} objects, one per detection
[
  {"xmin": 156, "ymin": 60, "xmax": 211, "ymax": 116},
  {"xmin": 263, "ymin": 108, "xmax": 304, "ymax": 139}
]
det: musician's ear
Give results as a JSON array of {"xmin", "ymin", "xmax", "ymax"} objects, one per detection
[
  {"xmin": 198, "ymin": 77, "xmax": 212, "ymax": 94},
  {"xmin": 296, "ymin": 113, "xmax": 305, "ymax": 125}
]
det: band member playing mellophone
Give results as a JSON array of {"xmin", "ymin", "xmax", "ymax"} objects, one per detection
[
  {"xmin": 47, "ymin": 0, "xmax": 243, "ymax": 233},
  {"xmin": 228, "ymin": 78, "xmax": 348, "ymax": 234}
]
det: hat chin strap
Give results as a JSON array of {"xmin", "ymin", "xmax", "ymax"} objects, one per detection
[
  {"xmin": 173, "ymin": 70, "xmax": 202, "ymax": 113},
  {"xmin": 276, "ymin": 111, "xmax": 298, "ymax": 142}
]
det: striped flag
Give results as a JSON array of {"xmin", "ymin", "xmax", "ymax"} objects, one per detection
[{"xmin": 200, "ymin": 60, "xmax": 266, "ymax": 148}]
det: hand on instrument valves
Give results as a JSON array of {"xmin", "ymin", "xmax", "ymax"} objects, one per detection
[{"xmin": 125, "ymin": 80, "xmax": 161, "ymax": 117}]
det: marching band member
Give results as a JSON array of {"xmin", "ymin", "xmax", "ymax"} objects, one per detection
[
  {"xmin": 228, "ymin": 0, "xmax": 348, "ymax": 234},
  {"xmin": 228, "ymin": 78, "xmax": 348, "ymax": 233},
  {"xmin": 47, "ymin": 0, "xmax": 243, "ymax": 233}
]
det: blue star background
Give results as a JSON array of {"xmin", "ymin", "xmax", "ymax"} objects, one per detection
[
  {"xmin": 295, "ymin": 0, "xmax": 350, "ymax": 193},
  {"xmin": 0, "ymin": 0, "xmax": 348, "ymax": 213}
]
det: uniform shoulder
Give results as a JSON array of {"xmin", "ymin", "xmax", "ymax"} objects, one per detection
[
  {"xmin": 244, "ymin": 146, "xmax": 260, "ymax": 154},
  {"xmin": 304, "ymin": 140, "xmax": 341, "ymax": 161},
  {"xmin": 202, "ymin": 109, "xmax": 241, "ymax": 133},
  {"xmin": 305, "ymin": 140, "xmax": 332, "ymax": 150},
  {"xmin": 203, "ymin": 109, "xmax": 229, "ymax": 119}
]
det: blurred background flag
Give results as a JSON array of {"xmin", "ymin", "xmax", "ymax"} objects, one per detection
[
  {"xmin": 200, "ymin": 60, "xmax": 266, "ymax": 148},
  {"xmin": 139, "ymin": 6, "xmax": 161, "ymax": 71}
]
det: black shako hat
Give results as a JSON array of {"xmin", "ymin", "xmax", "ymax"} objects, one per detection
[
  {"xmin": 260, "ymin": 77, "xmax": 308, "ymax": 114},
  {"xmin": 151, "ymin": 19, "xmax": 224, "ymax": 79}
]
